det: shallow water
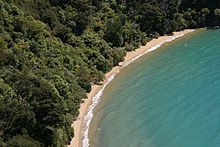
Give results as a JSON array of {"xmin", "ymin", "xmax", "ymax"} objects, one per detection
[{"xmin": 89, "ymin": 29, "xmax": 220, "ymax": 147}]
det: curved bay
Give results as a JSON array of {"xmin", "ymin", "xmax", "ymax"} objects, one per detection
[{"xmin": 90, "ymin": 29, "xmax": 220, "ymax": 147}]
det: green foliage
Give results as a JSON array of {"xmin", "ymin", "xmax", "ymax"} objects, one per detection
[
  {"xmin": 0, "ymin": 0, "xmax": 220, "ymax": 146},
  {"xmin": 104, "ymin": 17, "xmax": 124, "ymax": 47},
  {"xmin": 214, "ymin": 8, "xmax": 220, "ymax": 16},
  {"xmin": 214, "ymin": 8, "xmax": 220, "ymax": 25},
  {"xmin": 8, "ymin": 135, "xmax": 42, "ymax": 147}
]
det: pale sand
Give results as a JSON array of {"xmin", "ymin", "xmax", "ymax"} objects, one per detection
[{"xmin": 68, "ymin": 29, "xmax": 195, "ymax": 147}]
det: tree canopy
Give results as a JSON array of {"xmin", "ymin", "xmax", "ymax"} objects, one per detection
[{"xmin": 1, "ymin": 0, "xmax": 220, "ymax": 146}]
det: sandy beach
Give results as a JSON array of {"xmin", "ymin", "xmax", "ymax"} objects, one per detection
[{"xmin": 68, "ymin": 29, "xmax": 195, "ymax": 147}]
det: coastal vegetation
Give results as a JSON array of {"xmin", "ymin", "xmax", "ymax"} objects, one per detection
[{"xmin": 0, "ymin": 0, "xmax": 220, "ymax": 146}]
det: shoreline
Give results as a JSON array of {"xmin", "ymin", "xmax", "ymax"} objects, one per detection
[{"xmin": 68, "ymin": 29, "xmax": 195, "ymax": 147}]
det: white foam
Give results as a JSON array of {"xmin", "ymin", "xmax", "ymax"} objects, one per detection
[
  {"xmin": 81, "ymin": 30, "xmax": 195, "ymax": 147},
  {"xmin": 82, "ymin": 70, "xmax": 119, "ymax": 147}
]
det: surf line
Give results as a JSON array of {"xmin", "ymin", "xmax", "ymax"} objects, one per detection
[{"xmin": 82, "ymin": 29, "xmax": 195, "ymax": 147}]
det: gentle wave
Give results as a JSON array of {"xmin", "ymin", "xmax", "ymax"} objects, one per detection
[
  {"xmin": 82, "ymin": 30, "xmax": 195, "ymax": 147},
  {"xmin": 82, "ymin": 71, "xmax": 119, "ymax": 147}
]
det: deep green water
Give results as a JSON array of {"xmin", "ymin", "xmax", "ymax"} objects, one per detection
[{"xmin": 89, "ymin": 29, "xmax": 220, "ymax": 147}]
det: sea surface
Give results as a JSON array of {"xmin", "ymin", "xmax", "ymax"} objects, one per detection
[{"xmin": 89, "ymin": 29, "xmax": 220, "ymax": 147}]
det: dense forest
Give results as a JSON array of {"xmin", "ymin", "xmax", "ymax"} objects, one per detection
[{"xmin": 0, "ymin": 0, "xmax": 220, "ymax": 146}]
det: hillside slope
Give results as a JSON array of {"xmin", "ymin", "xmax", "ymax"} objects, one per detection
[{"xmin": 0, "ymin": 0, "xmax": 220, "ymax": 146}]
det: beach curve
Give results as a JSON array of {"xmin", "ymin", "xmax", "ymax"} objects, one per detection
[{"xmin": 68, "ymin": 29, "xmax": 195, "ymax": 147}]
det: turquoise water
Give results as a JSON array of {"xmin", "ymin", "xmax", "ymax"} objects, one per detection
[{"xmin": 89, "ymin": 29, "xmax": 220, "ymax": 147}]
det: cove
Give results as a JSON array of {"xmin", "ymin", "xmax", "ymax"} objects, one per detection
[{"xmin": 89, "ymin": 29, "xmax": 220, "ymax": 147}]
